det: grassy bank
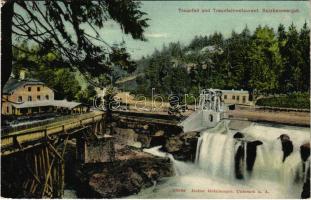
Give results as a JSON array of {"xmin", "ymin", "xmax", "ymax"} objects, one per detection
[{"xmin": 256, "ymin": 92, "xmax": 310, "ymax": 109}]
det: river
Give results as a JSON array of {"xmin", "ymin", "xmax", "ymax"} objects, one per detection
[{"xmin": 128, "ymin": 122, "xmax": 309, "ymax": 199}]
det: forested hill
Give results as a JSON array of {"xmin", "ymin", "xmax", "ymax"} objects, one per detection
[{"xmin": 132, "ymin": 23, "xmax": 309, "ymax": 98}]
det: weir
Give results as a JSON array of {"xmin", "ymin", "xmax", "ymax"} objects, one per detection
[
  {"xmin": 139, "ymin": 89, "xmax": 310, "ymax": 199},
  {"xmin": 141, "ymin": 122, "xmax": 309, "ymax": 198},
  {"xmin": 179, "ymin": 89, "xmax": 227, "ymax": 132},
  {"xmin": 195, "ymin": 123, "xmax": 309, "ymax": 196}
]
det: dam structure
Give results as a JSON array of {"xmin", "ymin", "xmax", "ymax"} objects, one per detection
[
  {"xmin": 137, "ymin": 122, "xmax": 309, "ymax": 198},
  {"xmin": 179, "ymin": 89, "xmax": 228, "ymax": 133},
  {"xmin": 136, "ymin": 89, "xmax": 310, "ymax": 199}
]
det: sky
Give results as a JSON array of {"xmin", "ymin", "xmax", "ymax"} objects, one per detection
[
  {"xmin": 100, "ymin": 1, "xmax": 310, "ymax": 59},
  {"xmin": 13, "ymin": 1, "xmax": 310, "ymax": 60}
]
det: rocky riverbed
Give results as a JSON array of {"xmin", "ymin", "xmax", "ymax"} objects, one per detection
[
  {"xmin": 112, "ymin": 125, "xmax": 200, "ymax": 162},
  {"xmin": 63, "ymin": 120, "xmax": 199, "ymax": 198},
  {"xmin": 65, "ymin": 143, "xmax": 174, "ymax": 198},
  {"xmin": 63, "ymin": 117, "xmax": 310, "ymax": 199},
  {"xmin": 64, "ymin": 114, "xmax": 310, "ymax": 199}
]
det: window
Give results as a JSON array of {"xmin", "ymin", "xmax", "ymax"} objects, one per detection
[
  {"xmin": 28, "ymin": 87, "xmax": 31, "ymax": 92},
  {"xmin": 237, "ymin": 96, "xmax": 240, "ymax": 101},
  {"xmin": 209, "ymin": 114, "xmax": 213, "ymax": 122},
  {"xmin": 28, "ymin": 96, "xmax": 32, "ymax": 101},
  {"xmin": 224, "ymin": 95, "xmax": 227, "ymax": 100},
  {"xmin": 37, "ymin": 87, "xmax": 40, "ymax": 92},
  {"xmin": 7, "ymin": 106, "xmax": 9, "ymax": 113},
  {"xmin": 18, "ymin": 96, "xmax": 22, "ymax": 102},
  {"xmin": 45, "ymin": 95, "xmax": 49, "ymax": 100},
  {"xmin": 243, "ymin": 96, "xmax": 246, "ymax": 103},
  {"xmin": 232, "ymin": 95, "xmax": 235, "ymax": 100},
  {"xmin": 37, "ymin": 95, "xmax": 41, "ymax": 100}
]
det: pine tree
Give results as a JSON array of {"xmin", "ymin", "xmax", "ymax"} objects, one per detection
[{"xmin": 299, "ymin": 22, "xmax": 310, "ymax": 92}]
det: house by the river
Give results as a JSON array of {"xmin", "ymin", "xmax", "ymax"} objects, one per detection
[
  {"xmin": 2, "ymin": 77, "xmax": 87, "ymax": 116},
  {"xmin": 221, "ymin": 89, "xmax": 250, "ymax": 105}
]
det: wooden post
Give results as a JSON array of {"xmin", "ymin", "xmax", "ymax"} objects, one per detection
[
  {"xmin": 99, "ymin": 120, "xmax": 103, "ymax": 134},
  {"xmin": 60, "ymin": 158, "xmax": 65, "ymax": 197}
]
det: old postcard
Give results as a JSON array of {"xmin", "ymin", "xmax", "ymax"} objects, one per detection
[{"xmin": 1, "ymin": 0, "xmax": 310, "ymax": 199}]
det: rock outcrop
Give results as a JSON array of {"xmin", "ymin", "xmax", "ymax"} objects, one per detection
[
  {"xmin": 113, "ymin": 122, "xmax": 199, "ymax": 162},
  {"xmin": 233, "ymin": 132, "xmax": 263, "ymax": 179},
  {"xmin": 163, "ymin": 131, "xmax": 200, "ymax": 161},
  {"xmin": 278, "ymin": 134, "xmax": 293, "ymax": 162},
  {"xmin": 246, "ymin": 140, "xmax": 263, "ymax": 172},
  {"xmin": 72, "ymin": 146, "xmax": 174, "ymax": 198},
  {"xmin": 300, "ymin": 142, "xmax": 310, "ymax": 162},
  {"xmin": 300, "ymin": 142, "xmax": 310, "ymax": 199}
]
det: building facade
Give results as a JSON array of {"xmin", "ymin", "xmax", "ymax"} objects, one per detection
[
  {"xmin": 221, "ymin": 89, "xmax": 250, "ymax": 105},
  {"xmin": 2, "ymin": 78, "xmax": 86, "ymax": 115}
]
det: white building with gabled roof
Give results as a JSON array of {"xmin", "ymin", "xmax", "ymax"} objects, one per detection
[{"xmin": 2, "ymin": 78, "xmax": 86, "ymax": 115}]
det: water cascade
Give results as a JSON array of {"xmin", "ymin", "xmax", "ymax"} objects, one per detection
[
  {"xmin": 134, "ymin": 122, "xmax": 309, "ymax": 199},
  {"xmin": 130, "ymin": 89, "xmax": 309, "ymax": 198},
  {"xmin": 196, "ymin": 122, "xmax": 309, "ymax": 197}
]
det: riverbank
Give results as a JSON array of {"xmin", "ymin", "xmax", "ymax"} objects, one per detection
[
  {"xmin": 114, "ymin": 107, "xmax": 309, "ymax": 127},
  {"xmin": 115, "ymin": 92, "xmax": 309, "ymax": 127},
  {"xmin": 228, "ymin": 108, "xmax": 310, "ymax": 127},
  {"xmin": 62, "ymin": 107, "xmax": 309, "ymax": 199},
  {"xmin": 65, "ymin": 143, "xmax": 174, "ymax": 198},
  {"xmin": 128, "ymin": 123, "xmax": 309, "ymax": 199}
]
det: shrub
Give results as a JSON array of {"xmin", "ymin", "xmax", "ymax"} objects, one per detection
[{"xmin": 256, "ymin": 92, "xmax": 310, "ymax": 109}]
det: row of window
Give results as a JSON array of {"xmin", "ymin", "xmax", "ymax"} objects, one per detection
[
  {"xmin": 18, "ymin": 95, "xmax": 49, "ymax": 102},
  {"xmin": 224, "ymin": 95, "xmax": 247, "ymax": 102},
  {"xmin": 28, "ymin": 86, "xmax": 41, "ymax": 92}
]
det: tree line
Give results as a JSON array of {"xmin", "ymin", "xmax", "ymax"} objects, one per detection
[
  {"xmin": 12, "ymin": 43, "xmax": 97, "ymax": 104},
  {"xmin": 134, "ymin": 23, "xmax": 310, "ymax": 99}
]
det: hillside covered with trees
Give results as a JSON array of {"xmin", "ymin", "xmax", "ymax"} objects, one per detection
[{"xmin": 133, "ymin": 23, "xmax": 310, "ymax": 104}]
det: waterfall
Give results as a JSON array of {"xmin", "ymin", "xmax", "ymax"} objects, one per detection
[
  {"xmin": 194, "ymin": 120, "xmax": 235, "ymax": 179},
  {"xmin": 195, "ymin": 122, "xmax": 309, "ymax": 195},
  {"xmin": 196, "ymin": 133, "xmax": 236, "ymax": 179},
  {"xmin": 144, "ymin": 146, "xmax": 196, "ymax": 176},
  {"xmin": 139, "ymin": 122, "xmax": 309, "ymax": 199}
]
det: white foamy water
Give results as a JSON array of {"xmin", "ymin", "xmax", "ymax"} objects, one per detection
[{"xmin": 130, "ymin": 122, "xmax": 310, "ymax": 199}]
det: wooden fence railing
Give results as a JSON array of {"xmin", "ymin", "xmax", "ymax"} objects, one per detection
[{"xmin": 1, "ymin": 112, "xmax": 105, "ymax": 155}]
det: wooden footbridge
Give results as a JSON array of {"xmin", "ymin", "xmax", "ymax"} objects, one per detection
[
  {"xmin": 1, "ymin": 110, "xmax": 180, "ymax": 198},
  {"xmin": 1, "ymin": 111, "xmax": 109, "ymax": 198},
  {"xmin": 1, "ymin": 111, "xmax": 106, "ymax": 155}
]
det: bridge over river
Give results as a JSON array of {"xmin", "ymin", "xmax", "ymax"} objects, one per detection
[
  {"xmin": 1, "ymin": 110, "xmax": 179, "ymax": 198},
  {"xmin": 2, "ymin": 107, "xmax": 306, "ymax": 198}
]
